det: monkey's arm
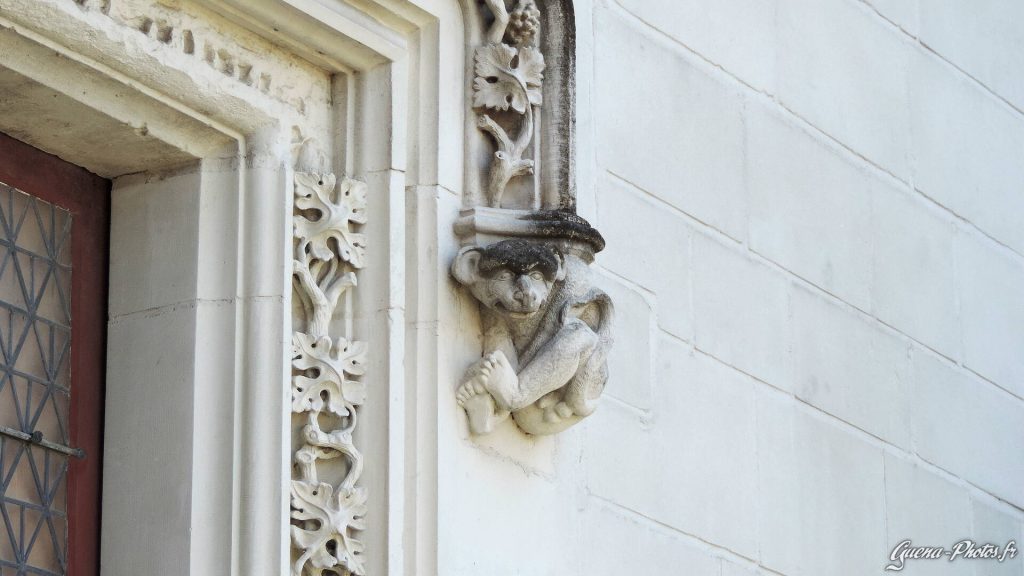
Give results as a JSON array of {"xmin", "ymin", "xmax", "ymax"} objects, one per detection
[{"xmin": 481, "ymin": 307, "xmax": 520, "ymax": 371}]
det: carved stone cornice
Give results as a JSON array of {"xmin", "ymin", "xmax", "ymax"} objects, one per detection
[{"xmin": 290, "ymin": 172, "xmax": 368, "ymax": 576}]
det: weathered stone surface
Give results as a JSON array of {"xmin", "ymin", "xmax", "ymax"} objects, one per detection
[
  {"xmin": 777, "ymin": 0, "xmax": 911, "ymax": 179},
  {"xmin": 919, "ymin": 0, "xmax": 1024, "ymax": 110},
  {"xmin": 910, "ymin": 48, "xmax": 1024, "ymax": 254},
  {"xmin": 614, "ymin": 0, "xmax": 777, "ymax": 92},
  {"xmin": 971, "ymin": 499, "xmax": 1024, "ymax": 576},
  {"xmin": 593, "ymin": 271, "xmax": 653, "ymax": 410},
  {"xmin": 721, "ymin": 562, "xmax": 763, "ymax": 576},
  {"xmin": 580, "ymin": 502, "xmax": 721, "ymax": 576},
  {"xmin": 747, "ymin": 104, "xmax": 874, "ymax": 311},
  {"xmin": 103, "ymin": 307, "xmax": 197, "ymax": 576},
  {"xmin": 791, "ymin": 285, "xmax": 911, "ymax": 448},
  {"xmin": 912, "ymin": 350, "xmax": 1024, "ymax": 508},
  {"xmin": 441, "ymin": 451, "xmax": 576, "ymax": 576},
  {"xmin": 595, "ymin": 5, "xmax": 747, "ymax": 241},
  {"xmin": 956, "ymin": 225, "xmax": 1024, "ymax": 399},
  {"xmin": 109, "ymin": 169, "xmax": 200, "ymax": 317},
  {"xmin": 883, "ymin": 454, "xmax": 973, "ymax": 576},
  {"xmin": 693, "ymin": 234, "xmax": 791, "ymax": 390},
  {"xmin": 584, "ymin": 337, "xmax": 758, "ymax": 559},
  {"xmin": 870, "ymin": 184, "xmax": 959, "ymax": 359},
  {"xmin": 596, "ymin": 175, "xmax": 692, "ymax": 341},
  {"xmin": 865, "ymin": 0, "xmax": 920, "ymax": 35},
  {"xmin": 757, "ymin": 389, "xmax": 887, "ymax": 576}
]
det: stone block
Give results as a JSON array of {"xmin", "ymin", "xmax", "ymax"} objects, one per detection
[
  {"xmin": 883, "ymin": 453, "xmax": 972, "ymax": 576},
  {"xmin": 596, "ymin": 175, "xmax": 692, "ymax": 340},
  {"xmin": 195, "ymin": 164, "xmax": 240, "ymax": 302},
  {"xmin": 109, "ymin": 169, "xmax": 200, "ymax": 317},
  {"xmin": 584, "ymin": 337, "xmax": 758, "ymax": 558},
  {"xmin": 865, "ymin": 0, "xmax": 919, "ymax": 36},
  {"xmin": 956, "ymin": 229, "xmax": 1024, "ymax": 399},
  {"xmin": 971, "ymin": 499, "xmax": 1024, "ymax": 576},
  {"xmin": 757, "ymin": 389, "xmax": 887, "ymax": 575},
  {"xmin": 777, "ymin": 0, "xmax": 911, "ymax": 178},
  {"xmin": 911, "ymin": 350, "xmax": 1024, "ymax": 508},
  {"xmin": 692, "ymin": 234, "xmax": 791, "ymax": 390},
  {"xmin": 614, "ymin": 0, "xmax": 776, "ymax": 92},
  {"xmin": 791, "ymin": 284, "xmax": 911, "ymax": 448},
  {"xmin": 439, "ymin": 448, "xmax": 576, "ymax": 576},
  {"xmin": 595, "ymin": 5, "xmax": 747, "ymax": 241},
  {"xmin": 579, "ymin": 501, "xmax": 721, "ymax": 576},
  {"xmin": 593, "ymin": 270, "xmax": 654, "ymax": 410},
  {"xmin": 747, "ymin": 103, "xmax": 874, "ymax": 310},
  {"xmin": 721, "ymin": 562, "xmax": 763, "ymax": 576},
  {"xmin": 919, "ymin": 0, "xmax": 1024, "ymax": 110},
  {"xmin": 910, "ymin": 48, "xmax": 1024, "ymax": 254},
  {"xmin": 103, "ymin": 306, "xmax": 196, "ymax": 575},
  {"xmin": 870, "ymin": 184, "xmax": 959, "ymax": 358}
]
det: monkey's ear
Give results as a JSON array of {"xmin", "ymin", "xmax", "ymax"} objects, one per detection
[
  {"xmin": 553, "ymin": 252, "xmax": 567, "ymax": 282},
  {"xmin": 452, "ymin": 246, "xmax": 484, "ymax": 286}
]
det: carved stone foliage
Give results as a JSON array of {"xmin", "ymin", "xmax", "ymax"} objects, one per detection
[
  {"xmin": 474, "ymin": 0, "xmax": 545, "ymax": 209},
  {"xmin": 291, "ymin": 173, "xmax": 368, "ymax": 576}
]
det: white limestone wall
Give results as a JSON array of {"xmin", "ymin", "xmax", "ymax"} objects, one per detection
[{"xmin": 439, "ymin": 1, "xmax": 1024, "ymax": 575}]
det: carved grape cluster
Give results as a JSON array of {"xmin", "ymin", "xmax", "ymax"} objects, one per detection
[{"xmin": 507, "ymin": 1, "xmax": 540, "ymax": 46}]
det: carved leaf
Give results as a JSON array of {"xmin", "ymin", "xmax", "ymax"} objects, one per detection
[
  {"xmin": 473, "ymin": 43, "xmax": 545, "ymax": 113},
  {"xmin": 516, "ymin": 46, "xmax": 545, "ymax": 106},
  {"xmin": 291, "ymin": 480, "xmax": 367, "ymax": 576},
  {"xmin": 292, "ymin": 332, "xmax": 368, "ymax": 416},
  {"xmin": 294, "ymin": 173, "xmax": 368, "ymax": 269}
]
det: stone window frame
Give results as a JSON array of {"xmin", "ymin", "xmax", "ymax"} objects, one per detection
[{"xmin": 0, "ymin": 0, "xmax": 589, "ymax": 573}]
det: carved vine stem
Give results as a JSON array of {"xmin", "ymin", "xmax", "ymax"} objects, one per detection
[
  {"xmin": 474, "ymin": 0, "xmax": 544, "ymax": 208},
  {"xmin": 483, "ymin": 0, "xmax": 510, "ymax": 44},
  {"xmin": 291, "ymin": 173, "xmax": 368, "ymax": 576},
  {"xmin": 478, "ymin": 79, "xmax": 535, "ymax": 205}
]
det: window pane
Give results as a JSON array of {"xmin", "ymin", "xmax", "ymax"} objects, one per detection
[{"xmin": 0, "ymin": 184, "xmax": 71, "ymax": 576}]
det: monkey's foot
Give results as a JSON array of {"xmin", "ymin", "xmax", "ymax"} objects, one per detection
[
  {"xmin": 478, "ymin": 350, "xmax": 519, "ymax": 411},
  {"xmin": 534, "ymin": 393, "xmax": 575, "ymax": 424},
  {"xmin": 456, "ymin": 377, "xmax": 509, "ymax": 435},
  {"xmin": 543, "ymin": 400, "xmax": 575, "ymax": 423}
]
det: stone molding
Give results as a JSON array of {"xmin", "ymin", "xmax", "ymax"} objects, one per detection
[{"xmin": 74, "ymin": 0, "xmax": 329, "ymax": 120}]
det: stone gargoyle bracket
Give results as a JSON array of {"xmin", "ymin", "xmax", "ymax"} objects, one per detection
[{"xmin": 452, "ymin": 210, "xmax": 613, "ymax": 435}]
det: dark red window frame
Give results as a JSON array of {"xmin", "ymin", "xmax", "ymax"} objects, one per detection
[{"xmin": 0, "ymin": 132, "xmax": 109, "ymax": 576}]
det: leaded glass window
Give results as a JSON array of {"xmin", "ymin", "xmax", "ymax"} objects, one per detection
[{"xmin": 0, "ymin": 183, "xmax": 74, "ymax": 576}]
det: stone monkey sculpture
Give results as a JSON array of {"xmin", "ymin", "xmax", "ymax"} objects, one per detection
[{"xmin": 452, "ymin": 239, "xmax": 613, "ymax": 435}]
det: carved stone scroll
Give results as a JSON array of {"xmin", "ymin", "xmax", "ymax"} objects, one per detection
[{"xmin": 291, "ymin": 173, "xmax": 368, "ymax": 576}]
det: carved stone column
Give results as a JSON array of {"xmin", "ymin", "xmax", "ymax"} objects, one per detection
[{"xmin": 453, "ymin": 0, "xmax": 614, "ymax": 436}]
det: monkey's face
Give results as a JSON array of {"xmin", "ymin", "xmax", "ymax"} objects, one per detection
[
  {"xmin": 476, "ymin": 267, "xmax": 553, "ymax": 318},
  {"xmin": 452, "ymin": 240, "xmax": 565, "ymax": 320}
]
